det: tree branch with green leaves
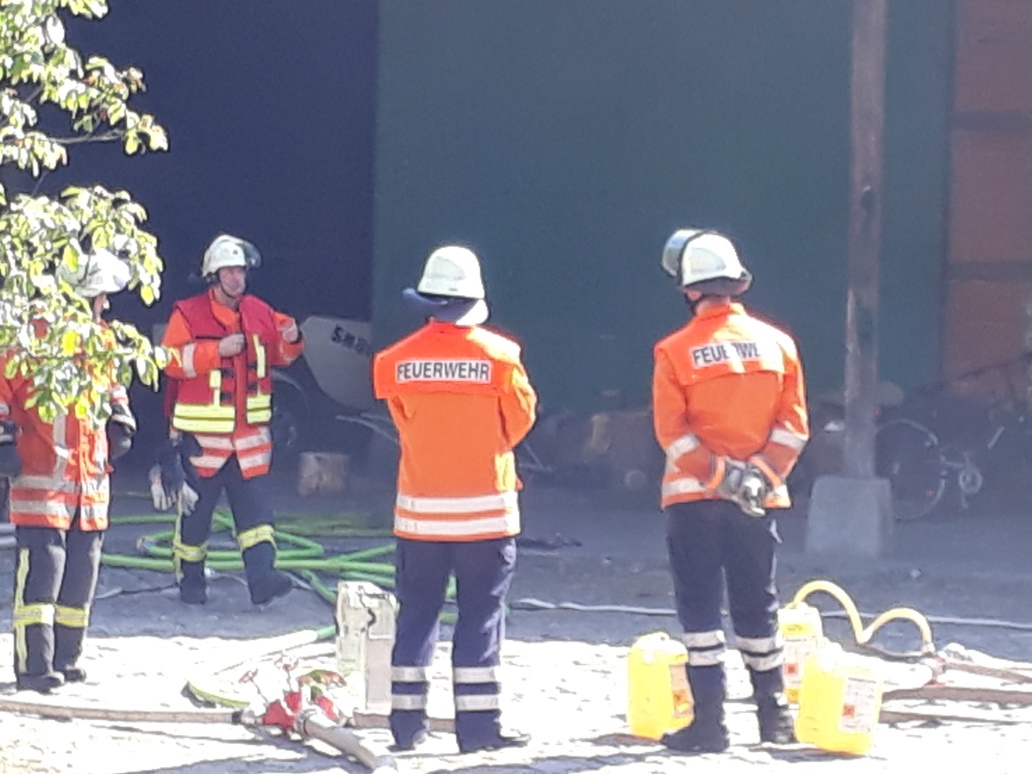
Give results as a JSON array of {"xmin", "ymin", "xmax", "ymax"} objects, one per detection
[{"xmin": 0, "ymin": 0, "xmax": 168, "ymax": 426}]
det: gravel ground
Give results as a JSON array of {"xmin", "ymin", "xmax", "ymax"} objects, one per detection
[{"xmin": 2, "ymin": 477, "xmax": 1032, "ymax": 773}]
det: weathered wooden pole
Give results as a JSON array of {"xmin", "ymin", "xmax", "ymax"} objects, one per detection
[
  {"xmin": 842, "ymin": 0, "xmax": 887, "ymax": 479},
  {"xmin": 806, "ymin": 0, "xmax": 893, "ymax": 555}
]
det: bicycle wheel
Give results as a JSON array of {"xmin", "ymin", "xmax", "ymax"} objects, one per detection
[{"xmin": 875, "ymin": 418, "xmax": 948, "ymax": 521}]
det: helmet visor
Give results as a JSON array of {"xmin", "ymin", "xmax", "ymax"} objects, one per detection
[
  {"xmin": 661, "ymin": 229, "xmax": 706, "ymax": 281},
  {"xmin": 235, "ymin": 238, "xmax": 263, "ymax": 270}
]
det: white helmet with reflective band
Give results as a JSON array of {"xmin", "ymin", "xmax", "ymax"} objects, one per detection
[
  {"xmin": 416, "ymin": 245, "xmax": 485, "ymax": 300},
  {"xmin": 403, "ymin": 245, "xmax": 489, "ymax": 326},
  {"xmin": 661, "ymin": 229, "xmax": 752, "ymax": 294},
  {"xmin": 59, "ymin": 248, "xmax": 131, "ymax": 298},
  {"xmin": 201, "ymin": 234, "xmax": 262, "ymax": 278}
]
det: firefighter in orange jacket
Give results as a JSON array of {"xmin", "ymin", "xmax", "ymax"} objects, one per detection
[
  {"xmin": 373, "ymin": 245, "xmax": 537, "ymax": 754},
  {"xmin": 2, "ymin": 250, "xmax": 137, "ymax": 693},
  {"xmin": 155, "ymin": 234, "xmax": 303, "ymax": 606},
  {"xmin": 652, "ymin": 229, "xmax": 809, "ymax": 753}
]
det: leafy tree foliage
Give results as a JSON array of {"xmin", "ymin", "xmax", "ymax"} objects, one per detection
[{"xmin": 0, "ymin": 0, "xmax": 167, "ymax": 424}]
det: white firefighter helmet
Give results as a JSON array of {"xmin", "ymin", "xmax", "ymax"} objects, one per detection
[
  {"xmin": 661, "ymin": 228, "xmax": 752, "ymax": 295},
  {"xmin": 201, "ymin": 234, "xmax": 262, "ymax": 278},
  {"xmin": 59, "ymin": 248, "xmax": 131, "ymax": 298},
  {"xmin": 402, "ymin": 245, "xmax": 489, "ymax": 326}
]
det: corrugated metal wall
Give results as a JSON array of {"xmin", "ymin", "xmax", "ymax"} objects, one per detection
[{"xmin": 372, "ymin": 1, "xmax": 953, "ymax": 413}]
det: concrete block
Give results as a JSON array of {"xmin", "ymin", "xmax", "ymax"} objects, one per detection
[{"xmin": 805, "ymin": 475, "xmax": 893, "ymax": 556}]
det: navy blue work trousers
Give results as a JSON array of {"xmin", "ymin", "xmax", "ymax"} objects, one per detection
[
  {"xmin": 390, "ymin": 536, "xmax": 516, "ymax": 748},
  {"xmin": 666, "ymin": 499, "xmax": 781, "ymax": 703}
]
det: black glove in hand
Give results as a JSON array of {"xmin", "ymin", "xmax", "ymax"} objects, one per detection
[
  {"xmin": 738, "ymin": 465, "xmax": 770, "ymax": 516},
  {"xmin": 107, "ymin": 422, "xmax": 133, "ymax": 461},
  {"xmin": 0, "ymin": 449, "xmax": 20, "ymax": 481},
  {"xmin": 716, "ymin": 459, "xmax": 768, "ymax": 517},
  {"xmin": 150, "ymin": 435, "xmax": 201, "ymax": 514},
  {"xmin": 270, "ymin": 405, "xmax": 298, "ymax": 449},
  {"xmin": 0, "ymin": 420, "xmax": 20, "ymax": 478}
]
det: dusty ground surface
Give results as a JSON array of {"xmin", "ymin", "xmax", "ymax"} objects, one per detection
[{"xmin": 2, "ymin": 467, "xmax": 1032, "ymax": 773}]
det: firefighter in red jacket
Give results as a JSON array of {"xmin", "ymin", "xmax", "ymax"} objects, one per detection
[
  {"xmin": 652, "ymin": 229, "xmax": 809, "ymax": 753},
  {"xmin": 155, "ymin": 234, "xmax": 303, "ymax": 606},
  {"xmin": 373, "ymin": 245, "xmax": 537, "ymax": 754},
  {"xmin": 2, "ymin": 249, "xmax": 137, "ymax": 693}
]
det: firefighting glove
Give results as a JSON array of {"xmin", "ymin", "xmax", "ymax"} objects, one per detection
[
  {"xmin": 150, "ymin": 435, "xmax": 201, "ymax": 514},
  {"xmin": 106, "ymin": 403, "xmax": 137, "ymax": 461},
  {"xmin": 716, "ymin": 459, "xmax": 769, "ymax": 518},
  {"xmin": 270, "ymin": 403, "xmax": 298, "ymax": 450},
  {"xmin": 0, "ymin": 420, "xmax": 21, "ymax": 478}
]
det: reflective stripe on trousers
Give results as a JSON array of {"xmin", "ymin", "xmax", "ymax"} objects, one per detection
[
  {"xmin": 737, "ymin": 633, "xmax": 785, "ymax": 672},
  {"xmin": 681, "ymin": 629, "xmax": 727, "ymax": 667}
]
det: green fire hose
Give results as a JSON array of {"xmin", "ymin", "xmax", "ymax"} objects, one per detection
[{"xmin": 101, "ymin": 508, "xmax": 457, "ymax": 610}]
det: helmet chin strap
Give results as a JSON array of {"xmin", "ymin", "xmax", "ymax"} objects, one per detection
[
  {"xmin": 683, "ymin": 292, "xmax": 702, "ymax": 315},
  {"xmin": 214, "ymin": 279, "xmax": 243, "ymax": 307}
]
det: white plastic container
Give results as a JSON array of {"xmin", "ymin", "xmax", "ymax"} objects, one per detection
[
  {"xmin": 778, "ymin": 603, "xmax": 825, "ymax": 704},
  {"xmin": 335, "ymin": 581, "xmax": 397, "ymax": 714}
]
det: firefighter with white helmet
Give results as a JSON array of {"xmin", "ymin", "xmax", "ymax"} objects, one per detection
[
  {"xmin": 1, "ymin": 249, "xmax": 137, "ymax": 692},
  {"xmin": 154, "ymin": 233, "xmax": 304, "ymax": 606},
  {"xmin": 373, "ymin": 244, "xmax": 537, "ymax": 753},
  {"xmin": 652, "ymin": 228, "xmax": 809, "ymax": 752}
]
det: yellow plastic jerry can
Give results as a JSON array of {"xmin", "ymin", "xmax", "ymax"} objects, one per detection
[
  {"xmin": 777, "ymin": 602, "xmax": 825, "ymax": 704},
  {"xmin": 794, "ymin": 644, "xmax": 883, "ymax": 756},
  {"xmin": 627, "ymin": 632, "xmax": 694, "ymax": 740}
]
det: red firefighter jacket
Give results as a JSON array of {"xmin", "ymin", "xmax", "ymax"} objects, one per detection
[
  {"xmin": 161, "ymin": 288, "xmax": 303, "ymax": 478},
  {"xmin": 0, "ymin": 327, "xmax": 132, "ymax": 531}
]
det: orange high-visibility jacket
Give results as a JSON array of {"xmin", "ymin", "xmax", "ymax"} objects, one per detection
[
  {"xmin": 373, "ymin": 321, "xmax": 538, "ymax": 542},
  {"xmin": 0, "ymin": 335, "xmax": 132, "ymax": 531},
  {"xmin": 652, "ymin": 301, "xmax": 809, "ymax": 510},
  {"xmin": 161, "ymin": 288, "xmax": 304, "ymax": 479}
]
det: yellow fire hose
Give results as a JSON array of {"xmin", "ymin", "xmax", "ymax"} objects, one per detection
[{"xmin": 785, "ymin": 578, "xmax": 936, "ymax": 656}]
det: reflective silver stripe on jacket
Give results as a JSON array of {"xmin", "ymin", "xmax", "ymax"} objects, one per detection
[
  {"xmin": 769, "ymin": 426, "xmax": 808, "ymax": 450},
  {"xmin": 664, "ymin": 433, "xmax": 700, "ymax": 471},
  {"xmin": 661, "ymin": 477, "xmax": 707, "ymax": 498},
  {"xmin": 396, "ymin": 491, "xmax": 518, "ymax": 514},
  {"xmin": 180, "ymin": 343, "xmax": 198, "ymax": 378},
  {"xmin": 393, "ymin": 512, "xmax": 519, "ymax": 538}
]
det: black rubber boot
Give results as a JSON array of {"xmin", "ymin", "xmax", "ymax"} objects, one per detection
[
  {"xmin": 249, "ymin": 568, "xmax": 293, "ymax": 606},
  {"xmin": 458, "ymin": 730, "xmax": 531, "ymax": 754},
  {"xmin": 388, "ymin": 729, "xmax": 427, "ymax": 752},
  {"xmin": 54, "ymin": 624, "xmax": 88, "ymax": 684},
  {"xmin": 750, "ymin": 667, "xmax": 796, "ymax": 744},
  {"xmin": 178, "ymin": 560, "xmax": 208, "ymax": 605},
  {"xmin": 757, "ymin": 693, "xmax": 796, "ymax": 744},
  {"xmin": 664, "ymin": 718, "xmax": 730, "ymax": 755},
  {"xmin": 16, "ymin": 671, "xmax": 64, "ymax": 694},
  {"xmin": 14, "ymin": 621, "xmax": 62, "ymax": 695},
  {"xmin": 243, "ymin": 541, "xmax": 293, "ymax": 605},
  {"xmin": 60, "ymin": 667, "xmax": 88, "ymax": 683},
  {"xmin": 662, "ymin": 664, "xmax": 730, "ymax": 754}
]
